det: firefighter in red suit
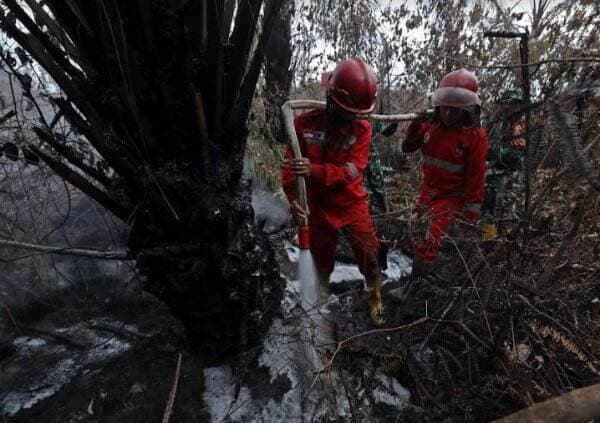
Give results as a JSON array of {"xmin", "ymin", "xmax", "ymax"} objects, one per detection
[
  {"xmin": 281, "ymin": 57, "xmax": 385, "ymax": 325},
  {"xmin": 402, "ymin": 69, "xmax": 489, "ymax": 277}
]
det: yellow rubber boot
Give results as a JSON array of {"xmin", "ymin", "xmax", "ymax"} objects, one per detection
[
  {"xmin": 482, "ymin": 223, "xmax": 498, "ymax": 241},
  {"xmin": 366, "ymin": 276, "xmax": 385, "ymax": 326}
]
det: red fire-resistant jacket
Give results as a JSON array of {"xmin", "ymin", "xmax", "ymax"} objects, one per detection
[
  {"xmin": 282, "ymin": 109, "xmax": 372, "ymax": 229},
  {"xmin": 403, "ymin": 120, "xmax": 489, "ymax": 221}
]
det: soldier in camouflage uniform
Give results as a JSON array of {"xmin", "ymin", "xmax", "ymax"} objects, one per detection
[
  {"xmin": 481, "ymin": 89, "xmax": 527, "ymax": 240},
  {"xmin": 365, "ymin": 122, "xmax": 398, "ymax": 215}
]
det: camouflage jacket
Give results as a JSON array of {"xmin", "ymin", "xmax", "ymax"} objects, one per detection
[{"xmin": 487, "ymin": 117, "xmax": 526, "ymax": 176}]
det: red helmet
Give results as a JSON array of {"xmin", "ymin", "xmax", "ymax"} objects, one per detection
[
  {"xmin": 325, "ymin": 57, "xmax": 377, "ymax": 114},
  {"xmin": 432, "ymin": 68, "xmax": 480, "ymax": 109}
]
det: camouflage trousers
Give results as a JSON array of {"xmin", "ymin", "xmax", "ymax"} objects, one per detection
[
  {"xmin": 482, "ymin": 171, "xmax": 524, "ymax": 224},
  {"xmin": 365, "ymin": 141, "xmax": 387, "ymax": 214}
]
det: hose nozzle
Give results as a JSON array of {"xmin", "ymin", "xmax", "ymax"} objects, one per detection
[{"xmin": 298, "ymin": 225, "xmax": 310, "ymax": 249}]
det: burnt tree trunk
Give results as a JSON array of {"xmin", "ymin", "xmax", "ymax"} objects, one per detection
[
  {"xmin": 0, "ymin": 0, "xmax": 285, "ymax": 361},
  {"xmin": 264, "ymin": 0, "xmax": 294, "ymax": 143}
]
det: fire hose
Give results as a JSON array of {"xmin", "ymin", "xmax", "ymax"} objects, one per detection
[{"xmin": 281, "ymin": 99, "xmax": 430, "ymax": 249}]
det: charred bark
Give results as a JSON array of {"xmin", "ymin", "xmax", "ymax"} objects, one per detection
[
  {"xmin": 1, "ymin": 0, "xmax": 284, "ymax": 362},
  {"xmin": 264, "ymin": 0, "xmax": 294, "ymax": 142}
]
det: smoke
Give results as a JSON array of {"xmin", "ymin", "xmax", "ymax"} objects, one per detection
[
  {"xmin": 252, "ymin": 186, "xmax": 290, "ymax": 234},
  {"xmin": 298, "ymin": 249, "xmax": 320, "ymax": 310},
  {"xmin": 0, "ymin": 167, "xmax": 132, "ymax": 319}
]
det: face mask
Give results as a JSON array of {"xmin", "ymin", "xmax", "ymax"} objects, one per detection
[
  {"xmin": 440, "ymin": 107, "xmax": 464, "ymax": 127},
  {"xmin": 327, "ymin": 98, "xmax": 357, "ymax": 126}
]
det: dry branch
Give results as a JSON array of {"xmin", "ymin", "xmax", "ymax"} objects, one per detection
[
  {"xmin": 23, "ymin": 0, "xmax": 77, "ymax": 53},
  {"xmin": 49, "ymin": 97, "xmax": 135, "ymax": 179},
  {"xmin": 3, "ymin": 0, "xmax": 86, "ymax": 82},
  {"xmin": 226, "ymin": 0, "xmax": 263, "ymax": 110},
  {"xmin": 21, "ymin": 325, "xmax": 87, "ymax": 350},
  {"xmin": 33, "ymin": 127, "xmax": 112, "ymax": 187},
  {"xmin": 162, "ymin": 353, "xmax": 183, "ymax": 423},
  {"xmin": 237, "ymin": 0, "xmax": 285, "ymax": 107},
  {"xmin": 30, "ymin": 145, "xmax": 131, "ymax": 221},
  {"xmin": 88, "ymin": 322, "xmax": 150, "ymax": 339},
  {"xmin": 21, "ymin": 0, "xmax": 96, "ymax": 81},
  {"xmin": 0, "ymin": 239, "xmax": 127, "ymax": 260},
  {"xmin": 320, "ymin": 317, "xmax": 428, "ymax": 373},
  {"xmin": 0, "ymin": 12, "xmax": 94, "ymax": 119},
  {"xmin": 538, "ymin": 202, "xmax": 586, "ymax": 289}
]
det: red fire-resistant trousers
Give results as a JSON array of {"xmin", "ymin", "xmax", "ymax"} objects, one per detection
[
  {"xmin": 309, "ymin": 201, "xmax": 380, "ymax": 278},
  {"xmin": 414, "ymin": 195, "xmax": 464, "ymax": 263}
]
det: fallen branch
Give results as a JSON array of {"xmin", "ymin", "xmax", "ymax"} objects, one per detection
[
  {"xmin": 0, "ymin": 238, "xmax": 128, "ymax": 260},
  {"xmin": 162, "ymin": 353, "xmax": 183, "ymax": 423},
  {"xmin": 319, "ymin": 317, "xmax": 428, "ymax": 373},
  {"xmin": 22, "ymin": 325, "xmax": 87, "ymax": 350},
  {"xmin": 303, "ymin": 318, "xmax": 428, "ymax": 396},
  {"xmin": 418, "ymin": 294, "xmax": 458, "ymax": 353},
  {"xmin": 493, "ymin": 382, "xmax": 600, "ymax": 423},
  {"xmin": 33, "ymin": 127, "xmax": 112, "ymax": 187},
  {"xmin": 89, "ymin": 322, "xmax": 150, "ymax": 339}
]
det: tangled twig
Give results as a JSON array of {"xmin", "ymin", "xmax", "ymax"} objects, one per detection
[{"xmin": 317, "ymin": 317, "xmax": 428, "ymax": 375}]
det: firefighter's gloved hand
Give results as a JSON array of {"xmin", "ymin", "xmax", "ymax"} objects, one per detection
[
  {"xmin": 405, "ymin": 117, "xmax": 425, "ymax": 138},
  {"xmin": 403, "ymin": 115, "xmax": 429, "ymax": 152},
  {"xmin": 283, "ymin": 157, "xmax": 311, "ymax": 177},
  {"xmin": 290, "ymin": 200, "xmax": 309, "ymax": 224}
]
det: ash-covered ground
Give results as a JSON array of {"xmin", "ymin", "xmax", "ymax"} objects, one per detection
[{"xmin": 1, "ymin": 175, "xmax": 415, "ymax": 422}]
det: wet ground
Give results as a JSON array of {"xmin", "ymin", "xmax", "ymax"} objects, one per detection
[
  {"xmin": 0, "ymin": 173, "xmax": 419, "ymax": 422},
  {"xmin": 0, "ymin": 273, "xmax": 211, "ymax": 422},
  {"xmin": 0, "ymin": 235, "xmax": 415, "ymax": 422}
]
